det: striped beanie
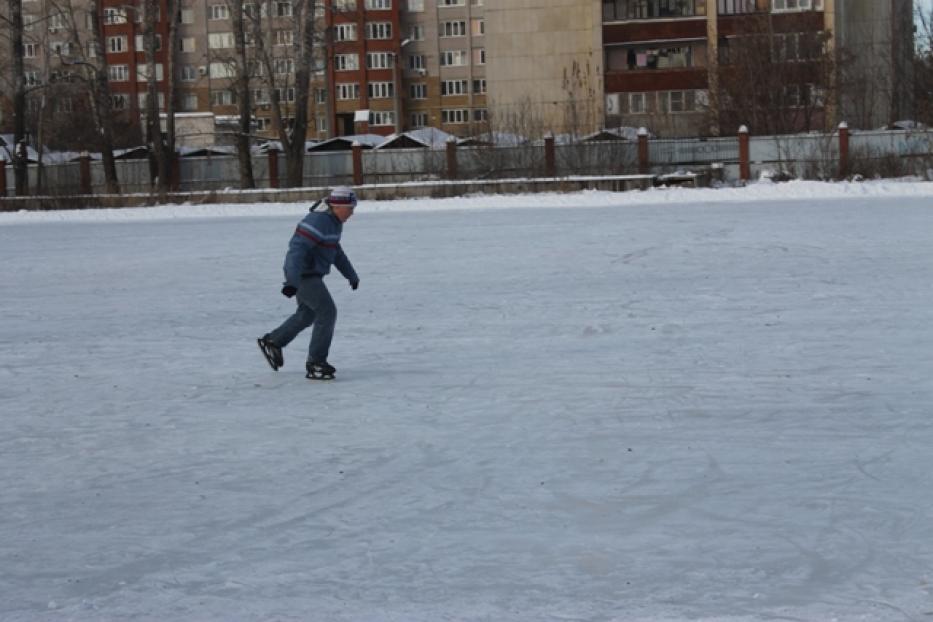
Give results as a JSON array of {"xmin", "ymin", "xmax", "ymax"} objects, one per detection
[{"xmin": 326, "ymin": 186, "xmax": 357, "ymax": 209}]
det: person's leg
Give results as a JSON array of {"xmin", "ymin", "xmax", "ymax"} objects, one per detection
[
  {"xmin": 268, "ymin": 300, "xmax": 315, "ymax": 349},
  {"xmin": 299, "ymin": 277, "xmax": 337, "ymax": 364}
]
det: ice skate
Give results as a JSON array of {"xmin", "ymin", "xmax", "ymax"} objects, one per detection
[
  {"xmin": 306, "ymin": 361, "xmax": 336, "ymax": 380},
  {"xmin": 257, "ymin": 335, "xmax": 283, "ymax": 371}
]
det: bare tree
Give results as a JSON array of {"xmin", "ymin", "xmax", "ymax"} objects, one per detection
[
  {"xmin": 231, "ymin": 0, "xmax": 255, "ymax": 188},
  {"xmin": 4, "ymin": 0, "xmax": 29, "ymax": 194},
  {"xmin": 915, "ymin": 4, "xmax": 933, "ymax": 125}
]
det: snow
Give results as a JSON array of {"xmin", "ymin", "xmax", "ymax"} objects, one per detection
[{"xmin": 2, "ymin": 180, "xmax": 933, "ymax": 621}]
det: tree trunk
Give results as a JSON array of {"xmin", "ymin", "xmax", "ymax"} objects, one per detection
[
  {"xmin": 143, "ymin": 0, "xmax": 168, "ymax": 194},
  {"xmin": 164, "ymin": 0, "xmax": 179, "ymax": 190},
  {"xmin": 9, "ymin": 0, "xmax": 28, "ymax": 195},
  {"xmin": 232, "ymin": 0, "xmax": 255, "ymax": 188},
  {"xmin": 284, "ymin": 0, "xmax": 316, "ymax": 187},
  {"xmin": 86, "ymin": 0, "xmax": 120, "ymax": 193}
]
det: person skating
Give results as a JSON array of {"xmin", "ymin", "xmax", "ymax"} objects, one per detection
[{"xmin": 257, "ymin": 186, "xmax": 359, "ymax": 380}]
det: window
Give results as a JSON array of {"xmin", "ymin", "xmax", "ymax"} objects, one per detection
[
  {"xmin": 57, "ymin": 97, "xmax": 75, "ymax": 113},
  {"xmin": 48, "ymin": 13, "xmax": 65, "ymax": 31},
  {"xmin": 274, "ymin": 59, "xmax": 294, "ymax": 74},
  {"xmin": 316, "ymin": 88, "xmax": 327, "ymax": 104},
  {"xmin": 409, "ymin": 24, "xmax": 425, "ymax": 40},
  {"xmin": 772, "ymin": 0, "xmax": 820, "ymax": 10},
  {"xmin": 406, "ymin": 0, "xmax": 424, "ymax": 9},
  {"xmin": 411, "ymin": 112, "xmax": 428, "ymax": 127},
  {"xmin": 441, "ymin": 21, "xmax": 466, "ymax": 37},
  {"xmin": 410, "ymin": 83, "xmax": 427, "ymax": 99},
  {"xmin": 316, "ymin": 117, "xmax": 328, "ymax": 132},
  {"xmin": 253, "ymin": 88, "xmax": 270, "ymax": 104},
  {"xmin": 335, "ymin": 54, "xmax": 360, "ymax": 70},
  {"xmin": 441, "ymin": 79, "xmax": 467, "ymax": 96},
  {"xmin": 472, "ymin": 79, "xmax": 486, "ymax": 94},
  {"xmin": 602, "ymin": 0, "xmax": 703, "ymax": 20},
  {"xmin": 180, "ymin": 37, "xmax": 196, "ymax": 53},
  {"xmin": 209, "ymin": 4, "xmax": 229, "ymax": 19},
  {"xmin": 137, "ymin": 63, "xmax": 165, "ymax": 81},
  {"xmin": 440, "ymin": 50, "xmax": 467, "ymax": 66},
  {"xmin": 617, "ymin": 44, "xmax": 693, "ymax": 70},
  {"xmin": 210, "ymin": 90, "xmax": 236, "ymax": 106},
  {"xmin": 103, "ymin": 7, "xmax": 127, "ymax": 23},
  {"xmin": 275, "ymin": 30, "xmax": 294, "ymax": 46},
  {"xmin": 50, "ymin": 41, "xmax": 72, "ymax": 56},
  {"xmin": 86, "ymin": 42, "xmax": 97, "ymax": 58},
  {"xmin": 107, "ymin": 36, "xmax": 128, "ymax": 53},
  {"xmin": 108, "ymin": 64, "xmax": 129, "ymax": 81},
  {"xmin": 256, "ymin": 117, "xmax": 273, "ymax": 131},
  {"xmin": 336, "ymin": 83, "xmax": 360, "ymax": 100},
  {"xmin": 335, "ymin": 23, "xmax": 357, "ymax": 41},
  {"xmin": 180, "ymin": 8, "xmax": 195, "ymax": 23},
  {"xmin": 365, "ymin": 0, "xmax": 391, "ymax": 8},
  {"xmin": 366, "ymin": 22, "xmax": 392, "ymax": 39},
  {"xmin": 135, "ymin": 34, "xmax": 162, "ymax": 51},
  {"xmin": 473, "ymin": 108, "xmax": 487, "ymax": 122},
  {"xmin": 408, "ymin": 54, "xmax": 426, "ymax": 70},
  {"xmin": 472, "ymin": 48, "xmax": 485, "ymax": 65},
  {"xmin": 333, "ymin": 0, "xmax": 357, "ymax": 9},
  {"xmin": 717, "ymin": 0, "xmax": 755, "ymax": 13},
  {"xmin": 110, "ymin": 93, "xmax": 130, "ymax": 110},
  {"xmin": 275, "ymin": 87, "xmax": 296, "ymax": 102},
  {"xmin": 440, "ymin": 0, "xmax": 464, "ymax": 6},
  {"xmin": 441, "ymin": 108, "xmax": 468, "ymax": 123},
  {"xmin": 658, "ymin": 89, "xmax": 703, "ymax": 113},
  {"xmin": 180, "ymin": 94, "xmax": 198, "ymax": 111},
  {"xmin": 366, "ymin": 52, "xmax": 392, "ymax": 69},
  {"xmin": 276, "ymin": 2, "xmax": 292, "ymax": 16},
  {"xmin": 471, "ymin": 19, "xmax": 484, "ymax": 36},
  {"xmin": 24, "ymin": 71, "xmax": 41, "ymax": 86},
  {"xmin": 629, "ymin": 92, "xmax": 647, "ymax": 113},
  {"xmin": 370, "ymin": 110, "xmax": 395, "ymax": 126},
  {"xmin": 24, "ymin": 43, "xmax": 38, "ymax": 58},
  {"xmin": 208, "ymin": 32, "xmax": 235, "ymax": 49},
  {"xmin": 181, "ymin": 65, "xmax": 198, "ymax": 81},
  {"xmin": 368, "ymin": 82, "xmax": 395, "ymax": 98},
  {"xmin": 208, "ymin": 62, "xmax": 234, "ymax": 78}
]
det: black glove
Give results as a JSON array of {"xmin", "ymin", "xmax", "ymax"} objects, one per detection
[
  {"xmin": 350, "ymin": 280, "xmax": 359, "ymax": 291},
  {"xmin": 281, "ymin": 285, "xmax": 297, "ymax": 298}
]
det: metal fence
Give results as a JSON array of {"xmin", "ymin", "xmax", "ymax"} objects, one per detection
[{"xmin": 5, "ymin": 128, "xmax": 933, "ymax": 197}]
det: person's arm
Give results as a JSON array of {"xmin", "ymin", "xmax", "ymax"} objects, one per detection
[{"xmin": 334, "ymin": 244, "xmax": 359, "ymax": 289}]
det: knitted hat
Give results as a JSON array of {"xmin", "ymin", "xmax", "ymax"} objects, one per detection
[{"xmin": 325, "ymin": 186, "xmax": 357, "ymax": 209}]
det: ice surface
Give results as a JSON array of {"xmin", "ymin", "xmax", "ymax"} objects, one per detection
[{"xmin": 2, "ymin": 181, "xmax": 933, "ymax": 621}]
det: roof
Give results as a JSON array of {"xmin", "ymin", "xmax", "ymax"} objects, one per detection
[
  {"xmin": 375, "ymin": 127, "xmax": 456, "ymax": 150},
  {"xmin": 307, "ymin": 134, "xmax": 385, "ymax": 152}
]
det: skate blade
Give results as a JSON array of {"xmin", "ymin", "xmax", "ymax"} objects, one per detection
[
  {"xmin": 257, "ymin": 339, "xmax": 280, "ymax": 371},
  {"xmin": 305, "ymin": 372, "xmax": 335, "ymax": 380}
]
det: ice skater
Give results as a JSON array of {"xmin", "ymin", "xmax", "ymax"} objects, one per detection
[{"xmin": 258, "ymin": 186, "xmax": 360, "ymax": 380}]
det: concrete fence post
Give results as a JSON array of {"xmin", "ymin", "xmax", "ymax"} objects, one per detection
[
  {"xmin": 268, "ymin": 149, "xmax": 279, "ymax": 188},
  {"xmin": 838, "ymin": 121, "xmax": 849, "ymax": 180},
  {"xmin": 544, "ymin": 133, "xmax": 556, "ymax": 177},
  {"xmin": 738, "ymin": 125, "xmax": 750, "ymax": 182},
  {"xmin": 79, "ymin": 151, "xmax": 92, "ymax": 195},
  {"xmin": 446, "ymin": 136, "xmax": 458, "ymax": 180},
  {"xmin": 0, "ymin": 161, "xmax": 6, "ymax": 198},
  {"xmin": 171, "ymin": 152, "xmax": 180, "ymax": 192},
  {"xmin": 637, "ymin": 127, "xmax": 649, "ymax": 174},
  {"xmin": 352, "ymin": 142, "xmax": 364, "ymax": 186}
]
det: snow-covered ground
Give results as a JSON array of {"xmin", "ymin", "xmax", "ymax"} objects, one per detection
[{"xmin": 2, "ymin": 181, "xmax": 933, "ymax": 621}]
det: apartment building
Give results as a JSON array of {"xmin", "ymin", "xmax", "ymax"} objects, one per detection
[{"xmin": 602, "ymin": 0, "xmax": 914, "ymax": 137}]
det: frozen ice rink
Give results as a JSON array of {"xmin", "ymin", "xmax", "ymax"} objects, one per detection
[{"xmin": 2, "ymin": 182, "xmax": 933, "ymax": 621}]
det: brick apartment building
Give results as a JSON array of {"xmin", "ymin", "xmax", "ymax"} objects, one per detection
[{"xmin": 0, "ymin": 0, "xmax": 915, "ymax": 145}]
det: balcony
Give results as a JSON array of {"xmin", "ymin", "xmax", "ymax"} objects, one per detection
[{"xmin": 602, "ymin": 0, "xmax": 706, "ymax": 23}]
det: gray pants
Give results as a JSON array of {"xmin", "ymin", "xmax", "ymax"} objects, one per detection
[{"xmin": 268, "ymin": 276, "xmax": 337, "ymax": 364}]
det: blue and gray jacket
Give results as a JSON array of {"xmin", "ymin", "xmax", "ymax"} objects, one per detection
[{"xmin": 282, "ymin": 210, "xmax": 358, "ymax": 289}]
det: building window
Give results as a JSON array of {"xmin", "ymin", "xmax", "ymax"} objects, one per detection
[
  {"xmin": 408, "ymin": 54, "xmax": 426, "ymax": 70},
  {"xmin": 370, "ymin": 110, "xmax": 395, "ymax": 126},
  {"xmin": 602, "ymin": 0, "xmax": 704, "ymax": 21},
  {"xmin": 366, "ymin": 22, "xmax": 393, "ymax": 39},
  {"xmin": 181, "ymin": 94, "xmax": 199, "ymax": 111},
  {"xmin": 110, "ymin": 93, "xmax": 130, "ymax": 110},
  {"xmin": 275, "ymin": 30, "xmax": 294, "ymax": 46},
  {"xmin": 317, "ymin": 117, "xmax": 328, "ymax": 132},
  {"xmin": 617, "ymin": 45, "xmax": 693, "ymax": 70},
  {"xmin": 103, "ymin": 7, "xmax": 127, "ymax": 23},
  {"xmin": 409, "ymin": 24, "xmax": 425, "ymax": 40},
  {"xmin": 473, "ymin": 108, "xmax": 487, "ymax": 122},
  {"xmin": 274, "ymin": 59, "xmax": 295, "ymax": 74},
  {"xmin": 180, "ymin": 65, "xmax": 197, "ymax": 81},
  {"xmin": 24, "ymin": 71, "xmax": 41, "ymax": 86},
  {"xmin": 24, "ymin": 42, "xmax": 38, "ymax": 58},
  {"xmin": 335, "ymin": 23, "xmax": 357, "ymax": 41},
  {"xmin": 410, "ymin": 83, "xmax": 427, "ymax": 99},
  {"xmin": 441, "ymin": 79, "xmax": 468, "ymax": 96},
  {"xmin": 440, "ymin": 0, "xmax": 464, "ymax": 6},
  {"xmin": 441, "ymin": 21, "xmax": 466, "ymax": 37},
  {"xmin": 135, "ymin": 34, "xmax": 162, "ymax": 51},
  {"xmin": 208, "ymin": 62, "xmax": 233, "ymax": 79},
  {"xmin": 137, "ymin": 63, "xmax": 165, "ymax": 81},
  {"xmin": 440, "ymin": 50, "xmax": 468, "ymax": 66},
  {"xmin": 180, "ymin": 8, "xmax": 195, "ymax": 23},
  {"xmin": 772, "ymin": 0, "xmax": 822, "ymax": 11},
  {"xmin": 367, "ymin": 52, "xmax": 392, "ymax": 69},
  {"xmin": 108, "ymin": 64, "xmax": 129, "ymax": 81},
  {"xmin": 334, "ymin": 54, "xmax": 360, "ymax": 70},
  {"xmin": 365, "ymin": 0, "xmax": 392, "ymax": 8},
  {"xmin": 210, "ymin": 90, "xmax": 236, "ymax": 106},
  {"xmin": 368, "ymin": 81, "xmax": 395, "ymax": 98},
  {"xmin": 472, "ymin": 79, "xmax": 486, "ymax": 94},
  {"xmin": 275, "ymin": 87, "xmax": 296, "ymax": 102},
  {"xmin": 472, "ymin": 48, "xmax": 485, "ymax": 65},
  {"xmin": 717, "ymin": 0, "xmax": 755, "ymax": 13},
  {"xmin": 316, "ymin": 88, "xmax": 328, "ymax": 104},
  {"xmin": 441, "ymin": 109, "xmax": 469, "ymax": 123},
  {"xmin": 208, "ymin": 32, "xmax": 235, "ymax": 49},
  {"xmin": 471, "ymin": 19, "xmax": 484, "ymax": 36},
  {"xmin": 411, "ymin": 112, "xmax": 428, "ymax": 127},
  {"xmin": 336, "ymin": 83, "xmax": 360, "ymax": 100},
  {"xmin": 209, "ymin": 4, "xmax": 229, "ymax": 19},
  {"xmin": 628, "ymin": 92, "xmax": 647, "ymax": 113},
  {"xmin": 107, "ymin": 35, "xmax": 127, "ymax": 53},
  {"xmin": 48, "ymin": 12, "xmax": 65, "ymax": 31},
  {"xmin": 407, "ymin": 0, "xmax": 424, "ymax": 9},
  {"xmin": 333, "ymin": 0, "xmax": 357, "ymax": 9},
  {"xmin": 179, "ymin": 37, "xmax": 196, "ymax": 53}
]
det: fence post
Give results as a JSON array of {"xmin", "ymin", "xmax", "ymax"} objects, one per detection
[
  {"xmin": 838, "ymin": 121, "xmax": 849, "ymax": 180},
  {"xmin": 79, "ymin": 151, "xmax": 92, "ymax": 195},
  {"xmin": 268, "ymin": 149, "xmax": 279, "ymax": 188},
  {"xmin": 544, "ymin": 133, "xmax": 556, "ymax": 177},
  {"xmin": 738, "ymin": 125, "xmax": 750, "ymax": 182},
  {"xmin": 446, "ymin": 136, "xmax": 458, "ymax": 180},
  {"xmin": 352, "ymin": 142, "xmax": 363, "ymax": 185},
  {"xmin": 637, "ymin": 127, "xmax": 649, "ymax": 174},
  {"xmin": 0, "ymin": 161, "xmax": 6, "ymax": 198},
  {"xmin": 171, "ymin": 151, "xmax": 180, "ymax": 192}
]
